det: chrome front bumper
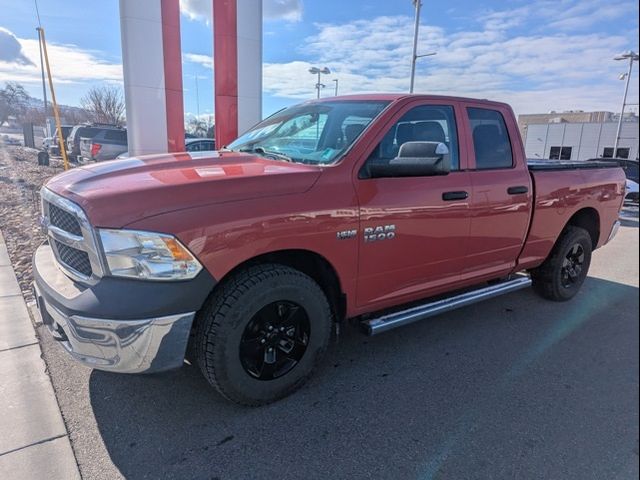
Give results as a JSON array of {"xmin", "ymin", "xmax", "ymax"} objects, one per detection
[
  {"xmin": 33, "ymin": 286, "xmax": 194, "ymax": 373},
  {"xmin": 32, "ymin": 243, "xmax": 215, "ymax": 374}
]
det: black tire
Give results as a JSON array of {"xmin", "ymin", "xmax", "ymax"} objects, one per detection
[
  {"xmin": 195, "ymin": 264, "xmax": 332, "ymax": 406},
  {"xmin": 530, "ymin": 226, "xmax": 592, "ymax": 301}
]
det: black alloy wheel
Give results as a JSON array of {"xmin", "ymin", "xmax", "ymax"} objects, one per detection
[
  {"xmin": 560, "ymin": 243, "xmax": 585, "ymax": 289},
  {"xmin": 195, "ymin": 264, "xmax": 332, "ymax": 405},
  {"xmin": 239, "ymin": 301, "xmax": 311, "ymax": 381},
  {"xmin": 530, "ymin": 225, "xmax": 592, "ymax": 302}
]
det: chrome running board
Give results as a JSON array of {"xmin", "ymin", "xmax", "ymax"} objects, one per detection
[{"xmin": 361, "ymin": 276, "xmax": 532, "ymax": 336}]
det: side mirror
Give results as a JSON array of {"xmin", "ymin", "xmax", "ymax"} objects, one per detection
[{"xmin": 368, "ymin": 141, "xmax": 451, "ymax": 178}]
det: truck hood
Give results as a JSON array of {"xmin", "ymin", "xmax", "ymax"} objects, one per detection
[{"xmin": 45, "ymin": 152, "xmax": 322, "ymax": 227}]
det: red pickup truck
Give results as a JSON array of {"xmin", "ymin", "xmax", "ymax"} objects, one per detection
[{"xmin": 33, "ymin": 94, "xmax": 625, "ymax": 405}]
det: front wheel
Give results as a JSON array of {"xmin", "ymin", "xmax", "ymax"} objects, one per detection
[
  {"xmin": 195, "ymin": 264, "xmax": 332, "ymax": 406},
  {"xmin": 530, "ymin": 226, "xmax": 593, "ymax": 301}
]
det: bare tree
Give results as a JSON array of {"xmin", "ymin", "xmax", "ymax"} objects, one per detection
[
  {"xmin": 60, "ymin": 106, "xmax": 90, "ymax": 125},
  {"xmin": 187, "ymin": 114, "xmax": 214, "ymax": 138},
  {"xmin": 0, "ymin": 82, "xmax": 30, "ymax": 126},
  {"xmin": 80, "ymin": 85, "xmax": 125, "ymax": 126}
]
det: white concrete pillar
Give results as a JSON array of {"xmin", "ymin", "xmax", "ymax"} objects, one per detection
[{"xmin": 119, "ymin": 0, "xmax": 185, "ymax": 156}]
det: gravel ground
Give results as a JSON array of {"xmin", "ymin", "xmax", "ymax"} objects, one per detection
[{"xmin": 0, "ymin": 144, "xmax": 63, "ymax": 302}]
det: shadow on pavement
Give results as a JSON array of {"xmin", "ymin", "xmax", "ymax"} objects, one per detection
[{"xmin": 89, "ymin": 277, "xmax": 638, "ymax": 480}]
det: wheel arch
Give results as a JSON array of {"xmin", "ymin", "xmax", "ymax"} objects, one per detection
[
  {"xmin": 565, "ymin": 207, "xmax": 600, "ymax": 249},
  {"xmin": 207, "ymin": 249, "xmax": 346, "ymax": 323}
]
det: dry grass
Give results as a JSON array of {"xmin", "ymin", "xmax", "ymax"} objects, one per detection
[{"xmin": 0, "ymin": 145, "xmax": 63, "ymax": 302}]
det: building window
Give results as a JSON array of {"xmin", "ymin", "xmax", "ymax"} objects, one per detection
[
  {"xmin": 616, "ymin": 148, "xmax": 630, "ymax": 159},
  {"xmin": 549, "ymin": 146, "xmax": 572, "ymax": 160},
  {"xmin": 602, "ymin": 147, "xmax": 630, "ymax": 159}
]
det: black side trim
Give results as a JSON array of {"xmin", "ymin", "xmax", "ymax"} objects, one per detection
[{"xmin": 527, "ymin": 159, "xmax": 621, "ymax": 171}]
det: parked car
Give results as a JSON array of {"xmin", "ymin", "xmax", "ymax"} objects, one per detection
[
  {"xmin": 47, "ymin": 125, "xmax": 72, "ymax": 155},
  {"xmin": 41, "ymin": 136, "xmax": 53, "ymax": 151},
  {"xmin": 33, "ymin": 94, "xmax": 625, "ymax": 406},
  {"xmin": 625, "ymin": 179, "xmax": 639, "ymax": 204},
  {"xmin": 79, "ymin": 128, "xmax": 127, "ymax": 163},
  {"xmin": 1, "ymin": 135, "xmax": 21, "ymax": 146},
  {"xmin": 116, "ymin": 138, "xmax": 215, "ymax": 159},
  {"xmin": 590, "ymin": 158, "xmax": 639, "ymax": 203},
  {"xmin": 185, "ymin": 137, "xmax": 216, "ymax": 152},
  {"xmin": 66, "ymin": 124, "xmax": 121, "ymax": 163}
]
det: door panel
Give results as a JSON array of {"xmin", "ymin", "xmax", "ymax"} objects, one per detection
[
  {"xmin": 356, "ymin": 173, "xmax": 471, "ymax": 307},
  {"xmin": 462, "ymin": 104, "xmax": 532, "ymax": 281},
  {"xmin": 465, "ymin": 169, "xmax": 531, "ymax": 279},
  {"xmin": 354, "ymin": 101, "xmax": 471, "ymax": 310}
]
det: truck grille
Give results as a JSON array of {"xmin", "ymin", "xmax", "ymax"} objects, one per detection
[
  {"xmin": 40, "ymin": 188, "xmax": 103, "ymax": 281},
  {"xmin": 54, "ymin": 241, "xmax": 93, "ymax": 277},
  {"xmin": 49, "ymin": 203, "xmax": 82, "ymax": 236}
]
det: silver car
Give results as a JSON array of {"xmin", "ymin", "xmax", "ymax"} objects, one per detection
[
  {"xmin": 116, "ymin": 138, "xmax": 215, "ymax": 159},
  {"xmin": 80, "ymin": 128, "xmax": 127, "ymax": 163}
]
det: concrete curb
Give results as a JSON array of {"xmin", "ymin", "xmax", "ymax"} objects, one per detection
[{"xmin": 0, "ymin": 231, "xmax": 80, "ymax": 480}]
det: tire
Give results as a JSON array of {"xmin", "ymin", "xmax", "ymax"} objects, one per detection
[
  {"xmin": 530, "ymin": 226, "xmax": 592, "ymax": 302},
  {"xmin": 195, "ymin": 264, "xmax": 332, "ymax": 406}
]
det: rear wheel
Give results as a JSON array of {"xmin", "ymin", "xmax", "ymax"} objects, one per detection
[
  {"xmin": 531, "ymin": 226, "xmax": 592, "ymax": 301},
  {"xmin": 195, "ymin": 264, "xmax": 332, "ymax": 406}
]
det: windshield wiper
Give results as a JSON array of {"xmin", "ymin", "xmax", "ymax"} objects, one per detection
[{"xmin": 241, "ymin": 147, "xmax": 293, "ymax": 162}]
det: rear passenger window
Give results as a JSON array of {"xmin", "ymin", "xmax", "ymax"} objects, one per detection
[
  {"xmin": 467, "ymin": 107, "xmax": 513, "ymax": 169},
  {"xmin": 104, "ymin": 130, "xmax": 126, "ymax": 142}
]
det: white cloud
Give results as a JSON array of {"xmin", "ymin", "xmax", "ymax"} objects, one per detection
[
  {"xmin": 180, "ymin": 0, "xmax": 211, "ymax": 23},
  {"xmin": 180, "ymin": 0, "xmax": 302, "ymax": 23},
  {"xmin": 193, "ymin": 3, "xmax": 638, "ymax": 115},
  {"xmin": 263, "ymin": 0, "xmax": 302, "ymax": 22},
  {"xmin": 0, "ymin": 28, "xmax": 122, "ymax": 86},
  {"xmin": 260, "ymin": 4, "xmax": 639, "ymax": 115},
  {"xmin": 184, "ymin": 53, "xmax": 213, "ymax": 69},
  {"xmin": 479, "ymin": 0, "xmax": 636, "ymax": 33},
  {"xmin": 0, "ymin": 27, "xmax": 33, "ymax": 65}
]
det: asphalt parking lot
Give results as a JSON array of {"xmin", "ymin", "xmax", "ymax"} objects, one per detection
[{"xmin": 38, "ymin": 210, "xmax": 639, "ymax": 480}]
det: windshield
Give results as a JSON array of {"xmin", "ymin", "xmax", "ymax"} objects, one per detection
[{"xmin": 227, "ymin": 100, "xmax": 390, "ymax": 165}]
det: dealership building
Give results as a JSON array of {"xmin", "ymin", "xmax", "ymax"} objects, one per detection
[{"xmin": 519, "ymin": 111, "xmax": 639, "ymax": 161}]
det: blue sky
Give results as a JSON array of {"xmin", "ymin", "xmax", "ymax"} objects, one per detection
[{"xmin": 1, "ymin": 0, "xmax": 638, "ymax": 119}]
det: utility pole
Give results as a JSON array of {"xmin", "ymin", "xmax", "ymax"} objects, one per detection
[
  {"xmin": 409, "ymin": 0, "xmax": 421, "ymax": 93},
  {"xmin": 38, "ymin": 27, "xmax": 69, "ymax": 170},
  {"xmin": 333, "ymin": 78, "xmax": 339, "ymax": 96},
  {"xmin": 613, "ymin": 51, "xmax": 638, "ymax": 157},
  {"xmin": 195, "ymin": 75, "xmax": 200, "ymax": 119},
  {"xmin": 34, "ymin": 1, "xmax": 48, "ymax": 120},
  {"xmin": 409, "ymin": 0, "xmax": 436, "ymax": 93}
]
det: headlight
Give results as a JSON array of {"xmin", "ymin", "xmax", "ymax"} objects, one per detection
[{"xmin": 98, "ymin": 229, "xmax": 202, "ymax": 280}]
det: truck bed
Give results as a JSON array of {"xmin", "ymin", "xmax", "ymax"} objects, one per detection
[{"xmin": 527, "ymin": 159, "xmax": 619, "ymax": 171}]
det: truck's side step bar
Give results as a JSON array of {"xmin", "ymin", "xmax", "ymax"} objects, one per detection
[{"xmin": 361, "ymin": 276, "xmax": 532, "ymax": 336}]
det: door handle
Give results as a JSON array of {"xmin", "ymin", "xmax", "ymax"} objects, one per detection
[
  {"xmin": 507, "ymin": 186, "xmax": 529, "ymax": 195},
  {"xmin": 442, "ymin": 191, "xmax": 469, "ymax": 201}
]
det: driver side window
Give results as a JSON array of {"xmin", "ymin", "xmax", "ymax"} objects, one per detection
[{"xmin": 362, "ymin": 105, "xmax": 459, "ymax": 177}]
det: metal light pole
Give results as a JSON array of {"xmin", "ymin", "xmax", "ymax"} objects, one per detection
[
  {"xmin": 332, "ymin": 78, "xmax": 339, "ymax": 96},
  {"xmin": 195, "ymin": 75, "xmax": 200, "ymax": 119},
  {"xmin": 309, "ymin": 66, "xmax": 331, "ymax": 99},
  {"xmin": 34, "ymin": 0, "xmax": 48, "ymax": 120},
  {"xmin": 613, "ymin": 50, "xmax": 639, "ymax": 157},
  {"xmin": 409, "ymin": 0, "xmax": 436, "ymax": 93}
]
